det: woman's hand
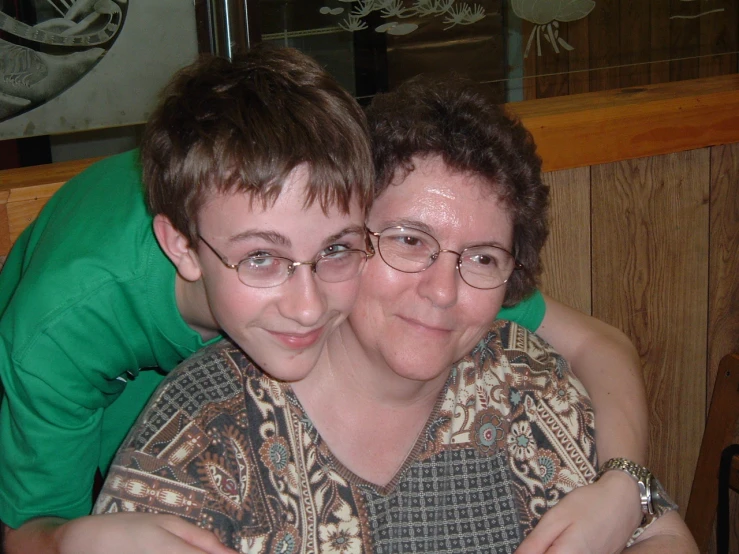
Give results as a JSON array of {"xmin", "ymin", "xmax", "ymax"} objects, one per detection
[
  {"xmin": 515, "ymin": 472, "xmax": 643, "ymax": 554},
  {"xmin": 3, "ymin": 513, "xmax": 237, "ymax": 554}
]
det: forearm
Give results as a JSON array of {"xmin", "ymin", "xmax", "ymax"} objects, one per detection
[
  {"xmin": 571, "ymin": 323, "xmax": 647, "ymax": 464},
  {"xmin": 2, "ymin": 518, "xmax": 66, "ymax": 554},
  {"xmin": 626, "ymin": 512, "xmax": 699, "ymax": 553},
  {"xmin": 537, "ymin": 295, "xmax": 648, "ymax": 464},
  {"xmin": 3, "ymin": 513, "xmax": 237, "ymax": 554}
]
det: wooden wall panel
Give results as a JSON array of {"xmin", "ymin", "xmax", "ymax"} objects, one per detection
[
  {"xmin": 650, "ymin": 0, "xmax": 672, "ymax": 84},
  {"xmin": 707, "ymin": 143, "xmax": 739, "ymax": 400},
  {"xmin": 567, "ymin": 17, "xmax": 590, "ymax": 96},
  {"xmin": 670, "ymin": 0, "xmax": 701, "ymax": 81},
  {"xmin": 539, "ymin": 167, "xmax": 592, "ymax": 315},
  {"xmin": 706, "ymin": 142, "xmax": 739, "ymax": 554},
  {"xmin": 700, "ymin": 0, "xmax": 739, "ymax": 78},
  {"xmin": 707, "ymin": 143, "xmax": 739, "ymax": 554},
  {"xmin": 620, "ymin": 0, "xmax": 652, "ymax": 87},
  {"xmin": 590, "ymin": 150, "xmax": 710, "ymax": 514},
  {"xmin": 530, "ymin": 12, "xmax": 573, "ymax": 99},
  {"xmin": 534, "ymin": 37, "xmax": 570, "ymax": 100},
  {"xmin": 588, "ymin": 0, "xmax": 621, "ymax": 92},
  {"xmin": 522, "ymin": 20, "xmax": 537, "ymax": 101}
]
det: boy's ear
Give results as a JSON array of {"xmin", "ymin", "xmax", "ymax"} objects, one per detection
[{"xmin": 152, "ymin": 214, "xmax": 202, "ymax": 282}]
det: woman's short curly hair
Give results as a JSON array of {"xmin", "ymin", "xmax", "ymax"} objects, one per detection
[{"xmin": 365, "ymin": 75, "xmax": 549, "ymax": 306}]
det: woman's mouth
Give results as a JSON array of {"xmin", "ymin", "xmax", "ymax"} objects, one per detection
[{"xmin": 399, "ymin": 315, "xmax": 451, "ymax": 336}]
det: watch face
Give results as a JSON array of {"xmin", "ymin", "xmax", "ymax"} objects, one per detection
[
  {"xmin": 597, "ymin": 460, "xmax": 679, "ymax": 524},
  {"xmin": 649, "ymin": 476, "xmax": 678, "ymax": 517}
]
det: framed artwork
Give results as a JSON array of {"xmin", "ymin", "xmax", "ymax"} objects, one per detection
[{"xmin": 0, "ymin": 1, "xmax": 200, "ymax": 138}]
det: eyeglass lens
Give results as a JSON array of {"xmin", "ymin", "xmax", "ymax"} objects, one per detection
[
  {"xmin": 375, "ymin": 227, "xmax": 517, "ymax": 289},
  {"xmin": 236, "ymin": 250, "xmax": 367, "ymax": 288}
]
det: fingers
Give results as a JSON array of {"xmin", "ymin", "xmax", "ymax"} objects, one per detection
[
  {"xmin": 542, "ymin": 531, "xmax": 589, "ymax": 554},
  {"xmin": 156, "ymin": 535, "xmax": 232, "ymax": 554},
  {"xmin": 515, "ymin": 516, "xmax": 567, "ymax": 554},
  {"xmin": 157, "ymin": 515, "xmax": 237, "ymax": 554}
]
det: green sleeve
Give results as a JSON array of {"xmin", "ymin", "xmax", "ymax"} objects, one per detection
[
  {"xmin": 0, "ymin": 151, "xmax": 209, "ymax": 526},
  {"xmin": 496, "ymin": 289, "xmax": 546, "ymax": 332}
]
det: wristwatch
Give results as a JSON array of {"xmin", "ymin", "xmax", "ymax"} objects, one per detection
[{"xmin": 595, "ymin": 457, "xmax": 664, "ymax": 523}]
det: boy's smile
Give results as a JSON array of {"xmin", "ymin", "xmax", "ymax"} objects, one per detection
[{"xmin": 185, "ymin": 164, "xmax": 367, "ymax": 381}]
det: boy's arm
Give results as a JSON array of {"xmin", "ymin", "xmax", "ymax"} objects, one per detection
[
  {"xmin": 2, "ymin": 516, "xmax": 236, "ymax": 554},
  {"xmin": 626, "ymin": 512, "xmax": 699, "ymax": 553},
  {"xmin": 535, "ymin": 294, "xmax": 648, "ymax": 465}
]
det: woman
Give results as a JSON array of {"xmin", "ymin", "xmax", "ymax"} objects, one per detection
[{"xmin": 92, "ymin": 74, "xmax": 696, "ymax": 553}]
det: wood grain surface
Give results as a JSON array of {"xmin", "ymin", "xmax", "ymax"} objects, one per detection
[
  {"xmin": 590, "ymin": 149, "xmax": 710, "ymax": 514},
  {"xmin": 539, "ymin": 167, "xmax": 592, "ymax": 315},
  {"xmin": 0, "ymin": 157, "xmax": 98, "ymax": 255},
  {"xmin": 707, "ymin": 143, "xmax": 739, "ymax": 552},
  {"xmin": 508, "ymin": 74, "xmax": 739, "ymax": 172}
]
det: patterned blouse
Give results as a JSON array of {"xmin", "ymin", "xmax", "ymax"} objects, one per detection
[{"xmin": 95, "ymin": 321, "xmax": 598, "ymax": 553}]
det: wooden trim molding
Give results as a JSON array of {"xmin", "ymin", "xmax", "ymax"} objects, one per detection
[
  {"xmin": 2, "ymin": 73, "xmax": 739, "ymax": 256},
  {"xmin": 507, "ymin": 74, "xmax": 739, "ymax": 172},
  {"xmin": 0, "ymin": 157, "xmax": 99, "ymax": 257},
  {"xmin": 0, "ymin": 156, "xmax": 99, "ymax": 194}
]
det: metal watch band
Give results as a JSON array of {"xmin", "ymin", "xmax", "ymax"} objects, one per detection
[{"xmin": 595, "ymin": 457, "xmax": 655, "ymax": 517}]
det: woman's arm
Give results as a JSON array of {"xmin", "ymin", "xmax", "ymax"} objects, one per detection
[{"xmin": 536, "ymin": 294, "xmax": 648, "ymax": 465}]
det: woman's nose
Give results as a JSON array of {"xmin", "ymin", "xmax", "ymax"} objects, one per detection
[{"xmin": 417, "ymin": 251, "xmax": 460, "ymax": 308}]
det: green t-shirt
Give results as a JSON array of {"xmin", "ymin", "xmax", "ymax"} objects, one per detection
[
  {"xmin": 0, "ymin": 151, "xmax": 217, "ymax": 527},
  {"xmin": 497, "ymin": 289, "xmax": 545, "ymax": 331},
  {"xmin": 0, "ymin": 151, "xmax": 546, "ymax": 527}
]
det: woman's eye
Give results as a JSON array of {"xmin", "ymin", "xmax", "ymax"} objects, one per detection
[
  {"xmin": 389, "ymin": 234, "xmax": 423, "ymax": 248},
  {"xmin": 471, "ymin": 254, "xmax": 495, "ymax": 266}
]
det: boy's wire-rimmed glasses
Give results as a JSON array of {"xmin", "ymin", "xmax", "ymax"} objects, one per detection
[
  {"xmin": 197, "ymin": 234, "xmax": 372, "ymax": 288},
  {"xmin": 366, "ymin": 226, "xmax": 523, "ymax": 290}
]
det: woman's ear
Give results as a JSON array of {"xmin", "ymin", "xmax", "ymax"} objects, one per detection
[{"xmin": 152, "ymin": 214, "xmax": 202, "ymax": 282}]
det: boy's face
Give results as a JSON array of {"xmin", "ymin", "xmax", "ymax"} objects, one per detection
[{"xmin": 191, "ymin": 165, "xmax": 367, "ymax": 381}]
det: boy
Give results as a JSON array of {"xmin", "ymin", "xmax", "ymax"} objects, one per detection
[{"xmin": 0, "ymin": 45, "xmax": 374, "ymax": 553}]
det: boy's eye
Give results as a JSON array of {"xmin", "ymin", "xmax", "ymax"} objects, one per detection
[
  {"xmin": 242, "ymin": 256, "xmax": 281, "ymax": 271},
  {"xmin": 322, "ymin": 243, "xmax": 350, "ymax": 256},
  {"xmin": 242, "ymin": 250, "xmax": 272, "ymax": 261},
  {"xmin": 247, "ymin": 256, "xmax": 273, "ymax": 267}
]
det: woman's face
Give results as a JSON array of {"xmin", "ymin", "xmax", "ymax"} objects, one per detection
[{"xmin": 349, "ymin": 155, "xmax": 513, "ymax": 383}]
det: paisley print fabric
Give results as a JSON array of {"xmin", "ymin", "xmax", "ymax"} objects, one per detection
[{"xmin": 95, "ymin": 321, "xmax": 598, "ymax": 553}]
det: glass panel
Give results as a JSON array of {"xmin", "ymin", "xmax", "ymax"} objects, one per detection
[
  {"xmin": 516, "ymin": 0, "xmax": 739, "ymax": 101},
  {"xmin": 256, "ymin": 0, "xmax": 739, "ymax": 103},
  {"xmin": 0, "ymin": 1, "xmax": 200, "ymax": 138},
  {"xmin": 260, "ymin": 0, "xmax": 508, "ymax": 102}
]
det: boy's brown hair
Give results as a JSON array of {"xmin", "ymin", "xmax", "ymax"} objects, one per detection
[{"xmin": 143, "ymin": 45, "xmax": 374, "ymax": 244}]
